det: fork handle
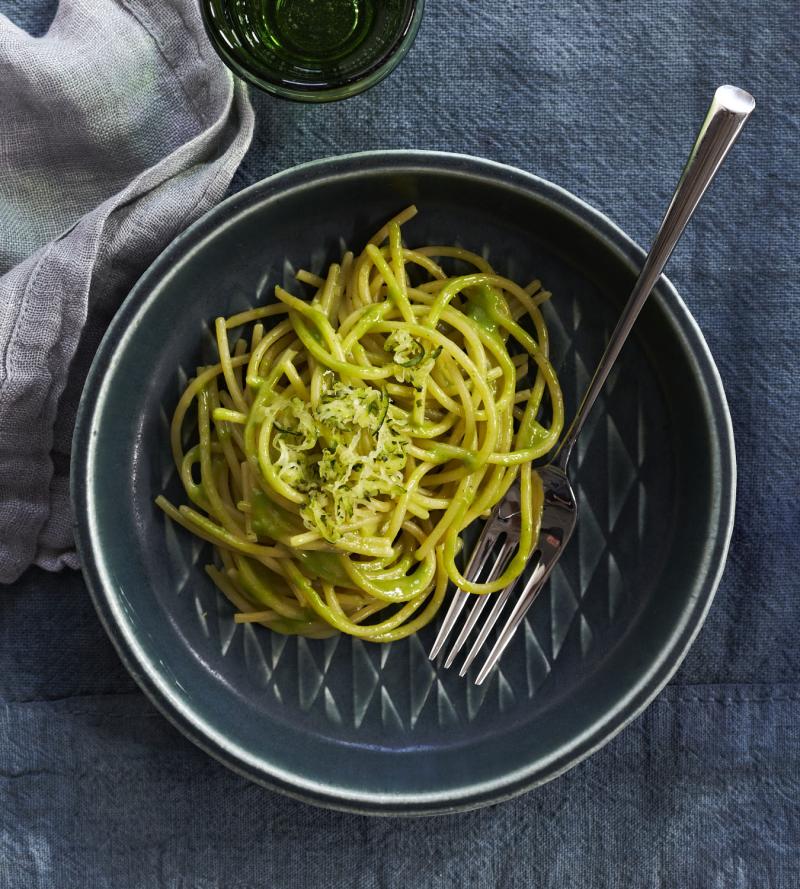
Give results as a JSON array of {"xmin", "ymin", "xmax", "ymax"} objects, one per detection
[{"xmin": 554, "ymin": 85, "xmax": 755, "ymax": 471}]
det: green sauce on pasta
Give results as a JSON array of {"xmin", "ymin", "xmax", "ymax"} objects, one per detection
[{"xmin": 156, "ymin": 207, "xmax": 564, "ymax": 641}]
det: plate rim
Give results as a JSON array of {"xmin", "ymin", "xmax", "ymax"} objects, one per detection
[{"xmin": 72, "ymin": 149, "xmax": 736, "ymax": 816}]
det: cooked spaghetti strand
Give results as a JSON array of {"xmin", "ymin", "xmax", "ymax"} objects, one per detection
[{"xmin": 157, "ymin": 208, "xmax": 564, "ymax": 641}]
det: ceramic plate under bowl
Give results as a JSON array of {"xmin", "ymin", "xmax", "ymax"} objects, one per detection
[{"xmin": 72, "ymin": 151, "xmax": 735, "ymax": 815}]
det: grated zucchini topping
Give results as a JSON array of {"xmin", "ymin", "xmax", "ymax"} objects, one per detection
[{"xmin": 267, "ymin": 383, "xmax": 410, "ymax": 541}]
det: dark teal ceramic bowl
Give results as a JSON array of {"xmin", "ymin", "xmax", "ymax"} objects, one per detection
[{"xmin": 72, "ymin": 151, "xmax": 735, "ymax": 815}]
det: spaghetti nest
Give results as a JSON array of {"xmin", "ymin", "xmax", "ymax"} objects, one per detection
[{"xmin": 157, "ymin": 207, "xmax": 564, "ymax": 641}]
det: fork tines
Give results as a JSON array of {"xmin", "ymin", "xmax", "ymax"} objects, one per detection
[{"xmin": 428, "ymin": 481, "xmax": 531, "ymax": 683}]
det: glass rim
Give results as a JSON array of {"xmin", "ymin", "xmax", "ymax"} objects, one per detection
[{"xmin": 200, "ymin": 0, "xmax": 425, "ymax": 103}]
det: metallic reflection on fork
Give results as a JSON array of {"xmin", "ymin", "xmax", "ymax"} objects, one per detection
[
  {"xmin": 428, "ymin": 465, "xmax": 576, "ymax": 685},
  {"xmin": 429, "ymin": 84, "xmax": 755, "ymax": 684}
]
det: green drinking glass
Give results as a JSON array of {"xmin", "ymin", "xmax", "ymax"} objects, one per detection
[{"xmin": 201, "ymin": 0, "xmax": 424, "ymax": 102}]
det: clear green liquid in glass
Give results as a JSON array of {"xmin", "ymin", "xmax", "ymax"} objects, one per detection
[
  {"xmin": 229, "ymin": 0, "xmax": 380, "ymax": 65},
  {"xmin": 203, "ymin": 0, "xmax": 418, "ymax": 100},
  {"xmin": 263, "ymin": 0, "xmax": 372, "ymax": 61}
]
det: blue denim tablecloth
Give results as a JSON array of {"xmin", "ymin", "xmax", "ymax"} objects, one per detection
[{"xmin": 2, "ymin": 1, "xmax": 798, "ymax": 886}]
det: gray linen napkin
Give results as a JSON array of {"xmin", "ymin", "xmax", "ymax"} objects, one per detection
[{"xmin": 0, "ymin": 0, "xmax": 254, "ymax": 582}]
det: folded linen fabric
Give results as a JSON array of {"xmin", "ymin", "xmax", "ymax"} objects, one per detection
[{"xmin": 0, "ymin": 0, "xmax": 254, "ymax": 582}]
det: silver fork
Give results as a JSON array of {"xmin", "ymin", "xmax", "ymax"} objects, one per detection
[{"xmin": 430, "ymin": 84, "xmax": 755, "ymax": 684}]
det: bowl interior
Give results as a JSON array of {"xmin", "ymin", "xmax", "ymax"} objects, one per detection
[{"xmin": 76, "ymin": 154, "xmax": 733, "ymax": 814}]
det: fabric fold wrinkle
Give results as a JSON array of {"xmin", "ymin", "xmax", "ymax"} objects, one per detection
[{"xmin": 0, "ymin": 0, "xmax": 254, "ymax": 583}]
